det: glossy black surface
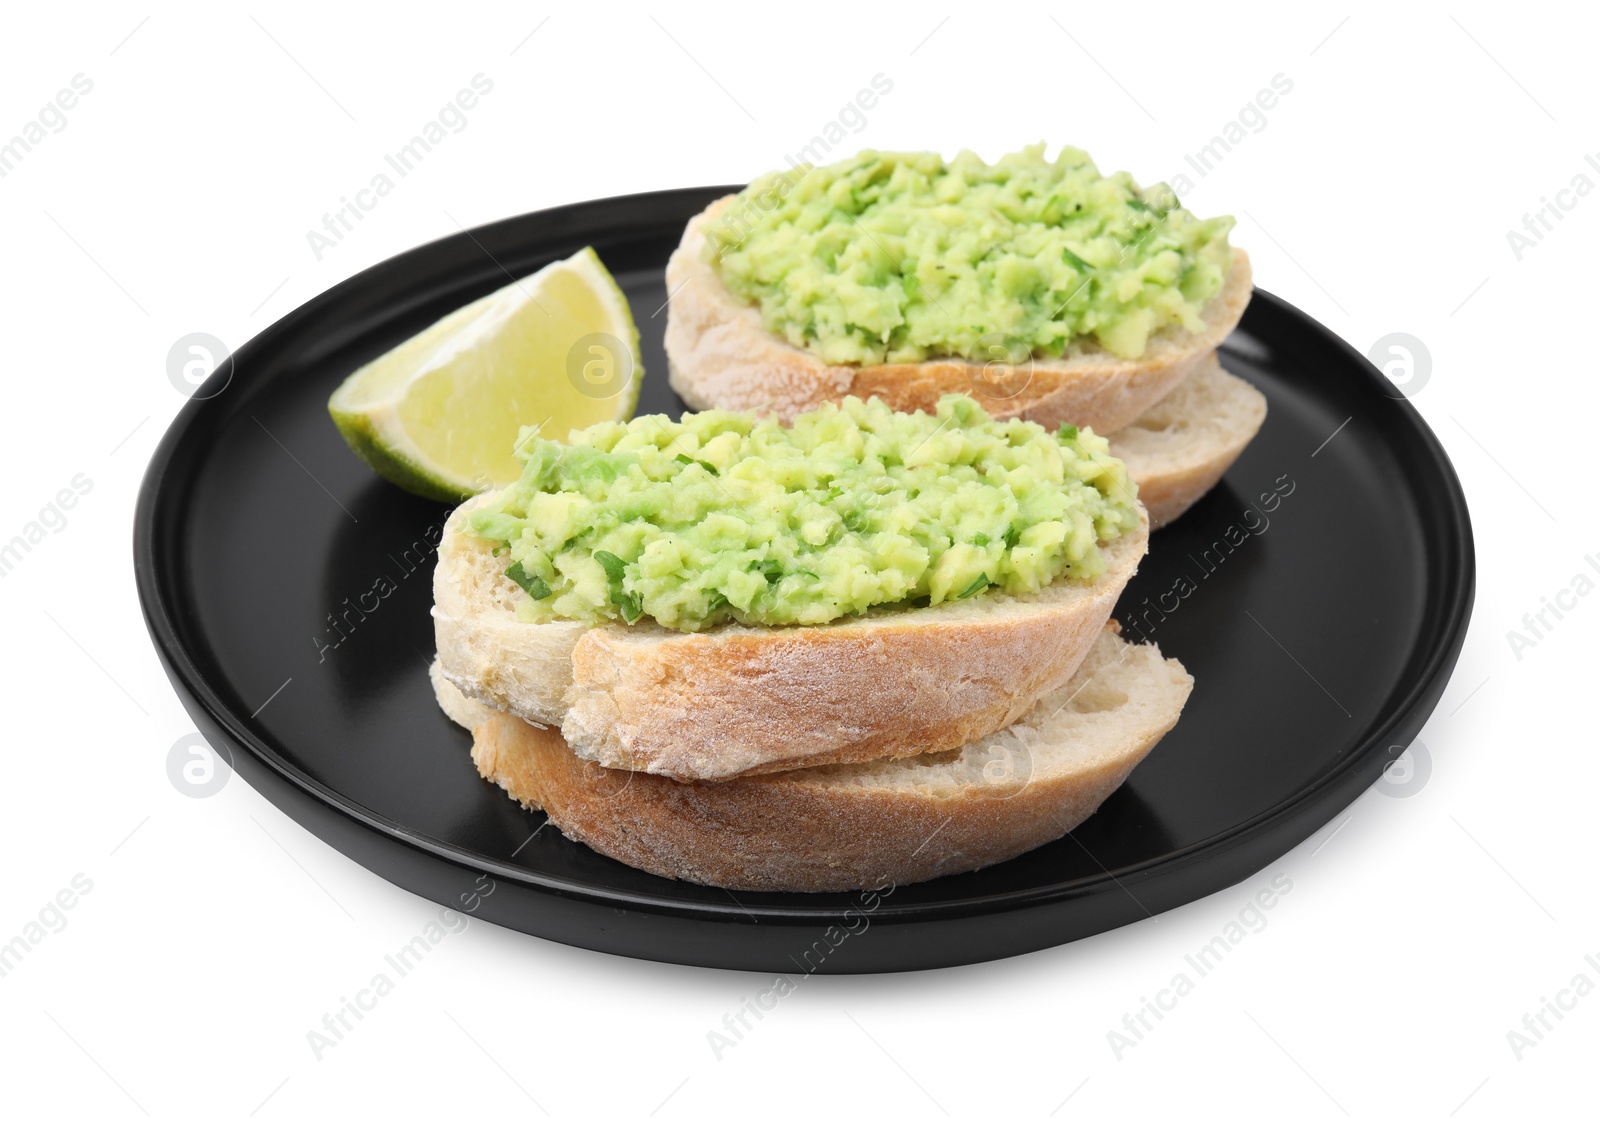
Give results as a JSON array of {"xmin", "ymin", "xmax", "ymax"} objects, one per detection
[{"xmin": 134, "ymin": 187, "xmax": 1474, "ymax": 972}]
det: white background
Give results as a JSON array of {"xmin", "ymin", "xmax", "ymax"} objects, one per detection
[{"xmin": 1, "ymin": 2, "xmax": 1594, "ymax": 1126}]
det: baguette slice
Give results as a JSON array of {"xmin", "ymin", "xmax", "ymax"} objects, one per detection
[
  {"xmin": 431, "ymin": 658, "xmax": 493, "ymax": 732},
  {"xmin": 1111, "ymin": 354, "xmax": 1267, "ymax": 529},
  {"xmin": 665, "ymin": 195, "xmax": 1253, "ymax": 434},
  {"xmin": 434, "ymin": 499, "xmax": 1148, "ymax": 782},
  {"xmin": 459, "ymin": 624, "xmax": 1192, "ymax": 892}
]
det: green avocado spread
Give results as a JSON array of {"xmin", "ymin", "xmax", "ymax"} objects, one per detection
[
  {"xmin": 706, "ymin": 144, "xmax": 1234, "ymax": 364},
  {"xmin": 469, "ymin": 395, "xmax": 1140, "ymax": 631}
]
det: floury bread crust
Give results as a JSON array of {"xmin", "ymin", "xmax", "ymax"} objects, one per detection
[
  {"xmin": 434, "ymin": 495, "xmax": 1149, "ymax": 781},
  {"xmin": 1111, "ymin": 354, "xmax": 1267, "ymax": 529},
  {"xmin": 664, "ymin": 195, "xmax": 1254, "ymax": 434},
  {"xmin": 429, "ymin": 658, "xmax": 492, "ymax": 732},
  {"xmin": 431, "ymin": 497, "xmax": 588, "ymax": 728},
  {"xmin": 459, "ymin": 625, "xmax": 1193, "ymax": 892}
]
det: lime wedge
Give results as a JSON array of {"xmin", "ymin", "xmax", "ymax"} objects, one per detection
[{"xmin": 329, "ymin": 246, "xmax": 642, "ymax": 501}]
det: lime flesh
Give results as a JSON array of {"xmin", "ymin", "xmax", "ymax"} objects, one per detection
[{"xmin": 329, "ymin": 246, "xmax": 641, "ymax": 501}]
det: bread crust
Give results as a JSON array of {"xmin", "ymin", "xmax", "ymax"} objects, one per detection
[
  {"xmin": 1111, "ymin": 355, "xmax": 1267, "ymax": 529},
  {"xmin": 435, "ymin": 497, "xmax": 1148, "ymax": 781},
  {"xmin": 432, "ymin": 501, "xmax": 589, "ymax": 726},
  {"xmin": 466, "ymin": 626, "xmax": 1193, "ymax": 891},
  {"xmin": 564, "ymin": 523, "xmax": 1142, "ymax": 780},
  {"xmin": 665, "ymin": 195, "xmax": 1253, "ymax": 433}
]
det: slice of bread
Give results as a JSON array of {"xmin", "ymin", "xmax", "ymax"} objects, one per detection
[
  {"xmin": 434, "ymin": 499, "xmax": 1148, "ymax": 782},
  {"xmin": 430, "ymin": 658, "xmax": 493, "ymax": 732},
  {"xmin": 457, "ymin": 624, "xmax": 1192, "ymax": 892},
  {"xmin": 1111, "ymin": 354, "xmax": 1267, "ymax": 529},
  {"xmin": 665, "ymin": 195, "xmax": 1253, "ymax": 434}
]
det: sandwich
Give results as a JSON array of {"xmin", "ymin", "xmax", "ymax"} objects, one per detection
[
  {"xmin": 434, "ymin": 624, "xmax": 1190, "ymax": 892},
  {"xmin": 664, "ymin": 145, "xmax": 1266, "ymax": 528},
  {"xmin": 431, "ymin": 393, "xmax": 1193, "ymax": 891}
]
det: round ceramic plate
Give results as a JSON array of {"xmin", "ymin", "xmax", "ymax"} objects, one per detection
[{"xmin": 134, "ymin": 187, "xmax": 1474, "ymax": 973}]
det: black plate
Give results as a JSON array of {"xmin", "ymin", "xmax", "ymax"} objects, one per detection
[{"xmin": 134, "ymin": 187, "xmax": 1474, "ymax": 973}]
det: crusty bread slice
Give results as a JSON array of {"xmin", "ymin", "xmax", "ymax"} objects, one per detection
[
  {"xmin": 432, "ymin": 505, "xmax": 589, "ymax": 729},
  {"xmin": 1110, "ymin": 354, "xmax": 1267, "ymax": 529},
  {"xmin": 457, "ymin": 624, "xmax": 1192, "ymax": 892},
  {"xmin": 430, "ymin": 658, "xmax": 493, "ymax": 732},
  {"xmin": 434, "ymin": 498, "xmax": 1148, "ymax": 782},
  {"xmin": 665, "ymin": 195, "xmax": 1253, "ymax": 434}
]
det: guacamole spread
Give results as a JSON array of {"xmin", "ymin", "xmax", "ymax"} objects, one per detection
[
  {"xmin": 469, "ymin": 395, "xmax": 1140, "ymax": 631},
  {"xmin": 706, "ymin": 144, "xmax": 1234, "ymax": 363}
]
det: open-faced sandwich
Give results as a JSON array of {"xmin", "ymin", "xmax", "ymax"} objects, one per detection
[
  {"xmin": 665, "ymin": 145, "xmax": 1266, "ymax": 527},
  {"xmin": 431, "ymin": 395, "xmax": 1193, "ymax": 891}
]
